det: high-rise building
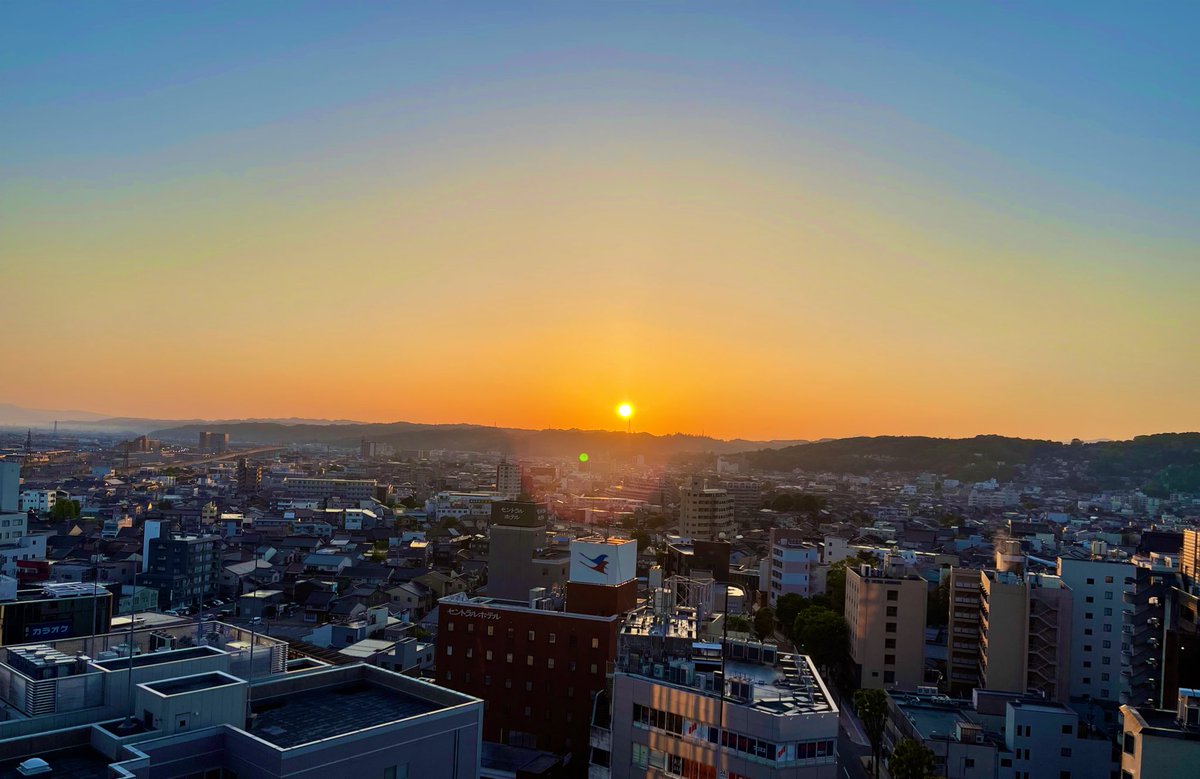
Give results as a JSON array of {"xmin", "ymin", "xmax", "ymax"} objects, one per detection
[
  {"xmin": 1057, "ymin": 556, "xmax": 1135, "ymax": 705},
  {"xmin": 1183, "ymin": 529, "xmax": 1200, "ymax": 582},
  {"xmin": 236, "ymin": 457, "xmax": 262, "ymax": 494},
  {"xmin": 946, "ymin": 566, "xmax": 983, "ymax": 697},
  {"xmin": 138, "ymin": 533, "xmax": 221, "ymax": 610},
  {"xmin": 949, "ymin": 543, "xmax": 1074, "ymax": 702},
  {"xmin": 496, "ymin": 460, "xmax": 521, "ymax": 499},
  {"xmin": 0, "ymin": 460, "xmax": 19, "ymax": 513},
  {"xmin": 594, "ymin": 601, "xmax": 839, "ymax": 778},
  {"xmin": 719, "ymin": 478, "xmax": 762, "ymax": 516},
  {"xmin": 198, "ymin": 430, "xmax": 229, "ymax": 454},
  {"xmin": 845, "ymin": 562, "xmax": 927, "ymax": 691},
  {"xmin": 978, "ymin": 567, "xmax": 1073, "ymax": 702},
  {"xmin": 678, "ymin": 479, "xmax": 733, "ymax": 542},
  {"xmin": 762, "ymin": 528, "xmax": 821, "ymax": 606},
  {"xmin": 486, "ymin": 501, "xmax": 567, "ymax": 601}
]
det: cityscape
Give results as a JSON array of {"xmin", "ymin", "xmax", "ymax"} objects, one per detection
[{"xmin": 2, "ymin": 3, "xmax": 1198, "ymax": 779}]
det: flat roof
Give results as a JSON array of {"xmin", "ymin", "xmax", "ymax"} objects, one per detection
[
  {"xmin": 0, "ymin": 747, "xmax": 111, "ymax": 779},
  {"xmin": 145, "ymin": 672, "xmax": 242, "ymax": 696},
  {"xmin": 249, "ymin": 681, "xmax": 438, "ymax": 748},
  {"xmin": 94, "ymin": 645, "xmax": 224, "ymax": 671}
]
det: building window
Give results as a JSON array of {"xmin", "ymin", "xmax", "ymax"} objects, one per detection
[
  {"xmin": 486, "ymin": 650, "xmax": 493, "ymax": 660},
  {"xmin": 591, "ymin": 663, "xmax": 598, "ymax": 674},
  {"xmin": 885, "ymin": 638, "xmax": 896, "ymax": 649},
  {"xmin": 592, "ymin": 637, "xmax": 600, "ymax": 649},
  {"xmin": 445, "ymin": 646, "xmax": 453, "ymax": 656},
  {"xmin": 886, "ymin": 606, "xmax": 898, "ymax": 617},
  {"xmin": 447, "ymin": 622, "xmax": 454, "ymax": 632},
  {"xmin": 487, "ymin": 626, "xmax": 494, "ymax": 636},
  {"xmin": 1105, "ymin": 576, "xmax": 1114, "ymax": 584},
  {"xmin": 887, "ymin": 590, "xmax": 898, "ymax": 601},
  {"xmin": 886, "ymin": 622, "xmax": 896, "ymax": 633},
  {"xmin": 549, "ymin": 632, "xmax": 556, "ymax": 644},
  {"xmin": 1105, "ymin": 591, "xmax": 1113, "ymax": 600},
  {"xmin": 528, "ymin": 630, "xmax": 536, "ymax": 641},
  {"xmin": 884, "ymin": 654, "xmax": 896, "ymax": 666},
  {"xmin": 1061, "ymin": 724, "xmax": 1072, "ymax": 734},
  {"xmin": 548, "ymin": 658, "xmax": 555, "ymax": 669},
  {"xmin": 506, "ymin": 653, "xmax": 513, "ymax": 663},
  {"xmin": 1123, "ymin": 733, "xmax": 1135, "ymax": 755}
]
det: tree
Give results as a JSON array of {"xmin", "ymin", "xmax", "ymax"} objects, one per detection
[
  {"xmin": 854, "ymin": 688, "xmax": 888, "ymax": 779},
  {"xmin": 826, "ymin": 563, "xmax": 848, "ymax": 615},
  {"xmin": 725, "ymin": 614, "xmax": 751, "ymax": 633},
  {"xmin": 926, "ymin": 582, "xmax": 949, "ymax": 628},
  {"xmin": 49, "ymin": 499, "xmax": 81, "ymax": 520},
  {"xmin": 775, "ymin": 593, "xmax": 809, "ymax": 637},
  {"xmin": 888, "ymin": 739, "xmax": 936, "ymax": 779},
  {"xmin": 753, "ymin": 607, "xmax": 775, "ymax": 641},
  {"xmin": 793, "ymin": 606, "xmax": 848, "ymax": 673},
  {"xmin": 630, "ymin": 530, "xmax": 652, "ymax": 552}
]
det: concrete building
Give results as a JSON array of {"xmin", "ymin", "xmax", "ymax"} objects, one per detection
[
  {"xmin": 137, "ymin": 533, "xmax": 221, "ymax": 610},
  {"xmin": 0, "ymin": 460, "xmax": 18, "ymax": 513},
  {"xmin": 596, "ymin": 602, "xmax": 839, "ymax": 778},
  {"xmin": 678, "ymin": 479, "xmax": 733, "ymax": 542},
  {"xmin": 486, "ymin": 501, "xmax": 566, "ymax": 601},
  {"xmin": 436, "ymin": 592, "xmax": 621, "ymax": 763},
  {"xmin": 886, "ymin": 689, "xmax": 1114, "ymax": 779},
  {"xmin": 978, "ymin": 567, "xmax": 1073, "ymax": 702},
  {"xmin": 270, "ymin": 475, "xmax": 378, "ymax": 501},
  {"xmin": 197, "ymin": 430, "xmax": 229, "ymax": 454},
  {"xmin": 18, "ymin": 488, "xmax": 57, "ymax": 513},
  {"xmin": 1056, "ymin": 556, "xmax": 1135, "ymax": 705},
  {"xmin": 720, "ymin": 478, "xmax": 762, "ymax": 517},
  {"xmin": 0, "ymin": 580, "xmax": 112, "ymax": 646},
  {"xmin": 763, "ymin": 528, "xmax": 821, "ymax": 606},
  {"xmin": 947, "ymin": 566, "xmax": 983, "ymax": 697},
  {"xmin": 949, "ymin": 544, "xmax": 1074, "ymax": 702},
  {"xmin": 846, "ymin": 562, "xmax": 927, "ymax": 691},
  {"xmin": 0, "ymin": 617, "xmax": 482, "ymax": 779},
  {"xmin": 496, "ymin": 461, "xmax": 522, "ymax": 499},
  {"xmin": 1120, "ymin": 689, "xmax": 1200, "ymax": 779}
]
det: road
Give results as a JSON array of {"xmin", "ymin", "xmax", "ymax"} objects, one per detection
[{"xmin": 839, "ymin": 728, "xmax": 872, "ymax": 779}]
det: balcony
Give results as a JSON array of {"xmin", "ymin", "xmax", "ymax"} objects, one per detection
[{"xmin": 590, "ymin": 725, "xmax": 612, "ymax": 752}]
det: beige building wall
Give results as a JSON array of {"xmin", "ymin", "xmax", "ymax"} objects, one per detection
[
  {"xmin": 1120, "ymin": 705, "xmax": 1200, "ymax": 779},
  {"xmin": 846, "ymin": 567, "xmax": 927, "ymax": 691},
  {"xmin": 979, "ymin": 573, "xmax": 1028, "ymax": 694}
]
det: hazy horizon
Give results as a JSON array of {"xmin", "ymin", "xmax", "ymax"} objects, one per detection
[{"xmin": 4, "ymin": 3, "xmax": 1197, "ymax": 442}]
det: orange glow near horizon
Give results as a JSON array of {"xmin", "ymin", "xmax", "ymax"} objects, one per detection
[{"xmin": 2, "ymin": 8, "xmax": 1197, "ymax": 443}]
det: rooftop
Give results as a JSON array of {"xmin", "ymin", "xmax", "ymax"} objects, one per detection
[
  {"xmin": 249, "ymin": 680, "xmax": 438, "ymax": 748},
  {"xmin": 0, "ymin": 747, "xmax": 111, "ymax": 779}
]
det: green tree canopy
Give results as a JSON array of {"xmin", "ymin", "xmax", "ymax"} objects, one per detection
[
  {"xmin": 888, "ymin": 739, "xmax": 937, "ymax": 779},
  {"xmin": 49, "ymin": 499, "xmax": 81, "ymax": 520},
  {"xmin": 753, "ymin": 607, "xmax": 775, "ymax": 641},
  {"xmin": 793, "ymin": 606, "xmax": 848, "ymax": 673},
  {"xmin": 775, "ymin": 593, "xmax": 809, "ymax": 636},
  {"xmin": 854, "ymin": 688, "xmax": 888, "ymax": 779}
]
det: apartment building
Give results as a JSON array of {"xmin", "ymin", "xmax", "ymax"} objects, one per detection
[
  {"xmin": 763, "ymin": 528, "xmax": 821, "ymax": 606},
  {"xmin": 1120, "ymin": 689, "xmax": 1200, "ymax": 779},
  {"xmin": 846, "ymin": 562, "xmax": 927, "ymax": 691},
  {"xmin": 596, "ymin": 601, "xmax": 839, "ymax": 778},
  {"xmin": 679, "ymin": 479, "xmax": 734, "ymax": 542},
  {"xmin": 1056, "ymin": 556, "xmax": 1135, "ymax": 704}
]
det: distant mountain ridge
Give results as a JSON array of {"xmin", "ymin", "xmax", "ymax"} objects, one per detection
[
  {"xmin": 746, "ymin": 433, "xmax": 1200, "ymax": 493},
  {"xmin": 146, "ymin": 419, "xmax": 808, "ymax": 460}
]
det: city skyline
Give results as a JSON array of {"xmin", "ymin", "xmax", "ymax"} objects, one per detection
[{"xmin": 4, "ymin": 2, "xmax": 1198, "ymax": 442}]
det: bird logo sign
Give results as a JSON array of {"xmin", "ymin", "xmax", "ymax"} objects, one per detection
[{"xmin": 579, "ymin": 552, "xmax": 610, "ymax": 576}]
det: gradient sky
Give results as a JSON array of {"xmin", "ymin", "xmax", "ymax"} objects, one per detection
[{"xmin": 3, "ymin": 2, "xmax": 1197, "ymax": 441}]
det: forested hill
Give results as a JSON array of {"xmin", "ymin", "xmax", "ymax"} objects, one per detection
[
  {"xmin": 150, "ymin": 420, "xmax": 807, "ymax": 461},
  {"xmin": 745, "ymin": 433, "xmax": 1200, "ymax": 493}
]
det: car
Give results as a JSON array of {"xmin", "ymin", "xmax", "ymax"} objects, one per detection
[
  {"xmin": 249, "ymin": 617, "xmax": 264, "ymax": 626},
  {"xmin": 212, "ymin": 599, "xmax": 225, "ymax": 607}
]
